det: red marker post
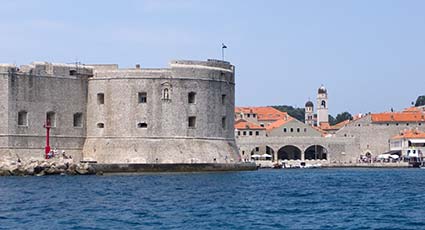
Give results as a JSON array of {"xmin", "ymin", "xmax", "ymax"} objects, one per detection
[{"xmin": 43, "ymin": 119, "xmax": 51, "ymax": 159}]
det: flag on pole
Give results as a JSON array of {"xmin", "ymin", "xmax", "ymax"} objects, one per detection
[{"xmin": 222, "ymin": 43, "xmax": 227, "ymax": 49}]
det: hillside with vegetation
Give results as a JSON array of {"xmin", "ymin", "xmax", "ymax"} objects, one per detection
[{"xmin": 272, "ymin": 105, "xmax": 353, "ymax": 126}]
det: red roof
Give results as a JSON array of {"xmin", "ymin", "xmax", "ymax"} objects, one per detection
[
  {"xmin": 235, "ymin": 106, "xmax": 288, "ymax": 121},
  {"xmin": 265, "ymin": 118, "xmax": 293, "ymax": 131},
  {"xmin": 391, "ymin": 129, "xmax": 425, "ymax": 139},
  {"xmin": 234, "ymin": 119, "xmax": 265, "ymax": 130},
  {"xmin": 371, "ymin": 111, "xmax": 425, "ymax": 123}
]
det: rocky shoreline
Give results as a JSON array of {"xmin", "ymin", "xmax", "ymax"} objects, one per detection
[{"xmin": 0, "ymin": 157, "xmax": 96, "ymax": 176}]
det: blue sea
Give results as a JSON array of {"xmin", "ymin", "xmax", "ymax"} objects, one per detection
[{"xmin": 1, "ymin": 169, "xmax": 425, "ymax": 230}]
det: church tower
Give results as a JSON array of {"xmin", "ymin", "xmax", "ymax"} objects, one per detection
[
  {"xmin": 317, "ymin": 85, "xmax": 328, "ymax": 125},
  {"xmin": 305, "ymin": 100, "xmax": 314, "ymax": 126}
]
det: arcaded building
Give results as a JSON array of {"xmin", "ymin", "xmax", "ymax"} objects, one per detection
[{"xmin": 0, "ymin": 59, "xmax": 239, "ymax": 163}]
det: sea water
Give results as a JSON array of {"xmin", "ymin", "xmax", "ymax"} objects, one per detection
[{"xmin": 1, "ymin": 169, "xmax": 425, "ymax": 230}]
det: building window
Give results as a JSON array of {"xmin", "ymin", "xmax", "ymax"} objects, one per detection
[
  {"xmin": 247, "ymin": 114, "xmax": 251, "ymax": 118},
  {"xmin": 304, "ymin": 128, "xmax": 307, "ymax": 132},
  {"xmin": 73, "ymin": 113, "xmax": 83, "ymax": 128},
  {"xmin": 97, "ymin": 123, "xmax": 104, "ymax": 128},
  {"xmin": 406, "ymin": 123, "xmax": 409, "ymax": 126},
  {"xmin": 419, "ymin": 123, "xmax": 422, "ymax": 126},
  {"xmin": 255, "ymin": 147, "xmax": 259, "ymax": 152},
  {"xmin": 249, "ymin": 131, "xmax": 253, "ymax": 136},
  {"xmin": 163, "ymin": 88, "xmax": 170, "ymax": 100},
  {"xmin": 69, "ymin": 70, "xmax": 77, "ymax": 76},
  {"xmin": 188, "ymin": 92, "xmax": 196, "ymax": 104},
  {"xmin": 237, "ymin": 131, "xmax": 240, "ymax": 136},
  {"xmin": 387, "ymin": 123, "xmax": 389, "ymax": 126},
  {"xmin": 138, "ymin": 92, "xmax": 147, "ymax": 103},
  {"xmin": 290, "ymin": 128, "xmax": 294, "ymax": 132},
  {"xmin": 297, "ymin": 128, "xmax": 300, "ymax": 133},
  {"xmin": 396, "ymin": 123, "xmax": 399, "ymax": 126},
  {"xmin": 137, "ymin": 123, "xmax": 147, "ymax": 128},
  {"xmin": 222, "ymin": 117, "xmax": 226, "ymax": 129},
  {"xmin": 242, "ymin": 151, "xmax": 245, "ymax": 155},
  {"xmin": 18, "ymin": 111, "xmax": 28, "ymax": 126},
  {"xmin": 97, "ymin": 93, "xmax": 104, "ymax": 105},
  {"xmin": 243, "ymin": 131, "xmax": 246, "ymax": 136},
  {"xmin": 221, "ymin": 94, "xmax": 226, "ymax": 105},
  {"xmin": 260, "ymin": 123, "xmax": 264, "ymax": 127},
  {"xmin": 46, "ymin": 112, "xmax": 56, "ymax": 127},
  {"xmin": 255, "ymin": 131, "xmax": 259, "ymax": 136},
  {"xmin": 283, "ymin": 128, "xmax": 287, "ymax": 132},
  {"xmin": 253, "ymin": 114, "xmax": 256, "ymax": 118},
  {"xmin": 188, "ymin": 116, "xmax": 196, "ymax": 128}
]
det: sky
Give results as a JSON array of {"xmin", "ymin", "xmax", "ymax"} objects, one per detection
[{"xmin": 1, "ymin": 0, "xmax": 424, "ymax": 115}]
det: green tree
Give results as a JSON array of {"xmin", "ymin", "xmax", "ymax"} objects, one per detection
[
  {"xmin": 334, "ymin": 112, "xmax": 353, "ymax": 124},
  {"xmin": 272, "ymin": 105, "xmax": 305, "ymax": 122},
  {"xmin": 328, "ymin": 114, "xmax": 336, "ymax": 126},
  {"xmin": 415, "ymin": 95, "xmax": 425, "ymax": 107}
]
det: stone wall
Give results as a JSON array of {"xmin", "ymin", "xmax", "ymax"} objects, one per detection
[
  {"xmin": 2, "ymin": 63, "xmax": 91, "ymax": 161},
  {"xmin": 335, "ymin": 114, "xmax": 425, "ymax": 157},
  {"xmin": 0, "ymin": 65, "xmax": 12, "ymax": 156},
  {"xmin": 83, "ymin": 59, "xmax": 239, "ymax": 163},
  {"xmin": 236, "ymin": 136, "xmax": 358, "ymax": 163},
  {"xmin": 266, "ymin": 119, "xmax": 322, "ymax": 137}
]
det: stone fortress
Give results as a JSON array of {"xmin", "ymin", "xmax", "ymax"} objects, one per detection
[
  {"xmin": 0, "ymin": 59, "xmax": 240, "ymax": 164},
  {"xmin": 235, "ymin": 86, "xmax": 425, "ymax": 166}
]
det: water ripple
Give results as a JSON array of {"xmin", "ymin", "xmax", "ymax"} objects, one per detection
[{"xmin": 1, "ymin": 169, "xmax": 425, "ymax": 229}]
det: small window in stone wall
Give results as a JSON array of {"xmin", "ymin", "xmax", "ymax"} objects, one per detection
[
  {"xmin": 188, "ymin": 92, "xmax": 196, "ymax": 104},
  {"xmin": 137, "ymin": 123, "xmax": 147, "ymax": 128},
  {"xmin": 297, "ymin": 128, "xmax": 300, "ymax": 133},
  {"xmin": 243, "ymin": 131, "xmax": 246, "ymax": 136},
  {"xmin": 97, "ymin": 123, "xmax": 104, "ymax": 128},
  {"xmin": 46, "ymin": 112, "xmax": 56, "ymax": 127},
  {"xmin": 290, "ymin": 128, "xmax": 294, "ymax": 132},
  {"xmin": 304, "ymin": 128, "xmax": 307, "ymax": 132},
  {"xmin": 237, "ymin": 131, "xmax": 240, "ymax": 136},
  {"xmin": 255, "ymin": 147, "xmax": 259, "ymax": 152},
  {"xmin": 221, "ymin": 94, "xmax": 226, "ymax": 105},
  {"xmin": 69, "ymin": 70, "xmax": 77, "ymax": 76},
  {"xmin": 188, "ymin": 116, "xmax": 196, "ymax": 128},
  {"xmin": 97, "ymin": 93, "xmax": 104, "ymax": 105},
  {"xmin": 73, "ymin": 113, "xmax": 83, "ymax": 128},
  {"xmin": 283, "ymin": 128, "xmax": 287, "ymax": 133},
  {"xmin": 255, "ymin": 131, "xmax": 259, "ymax": 136},
  {"xmin": 163, "ymin": 88, "xmax": 170, "ymax": 100},
  {"xmin": 138, "ymin": 92, "xmax": 147, "ymax": 103},
  {"xmin": 222, "ymin": 116, "xmax": 226, "ymax": 129},
  {"xmin": 18, "ymin": 111, "xmax": 28, "ymax": 126},
  {"xmin": 249, "ymin": 131, "xmax": 253, "ymax": 136}
]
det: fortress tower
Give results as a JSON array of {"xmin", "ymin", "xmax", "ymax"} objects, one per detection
[
  {"xmin": 0, "ymin": 59, "xmax": 239, "ymax": 165},
  {"xmin": 304, "ymin": 100, "xmax": 314, "ymax": 126},
  {"xmin": 317, "ymin": 85, "xmax": 329, "ymax": 125}
]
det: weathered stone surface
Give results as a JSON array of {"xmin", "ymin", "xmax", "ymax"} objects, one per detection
[{"xmin": 0, "ymin": 59, "xmax": 240, "ymax": 166}]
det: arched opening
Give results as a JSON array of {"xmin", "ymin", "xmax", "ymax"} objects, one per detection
[
  {"xmin": 321, "ymin": 100, "xmax": 326, "ymax": 108},
  {"xmin": 250, "ymin": 145, "xmax": 275, "ymax": 161},
  {"xmin": 278, "ymin": 145, "xmax": 302, "ymax": 160},
  {"xmin": 304, "ymin": 145, "xmax": 328, "ymax": 160}
]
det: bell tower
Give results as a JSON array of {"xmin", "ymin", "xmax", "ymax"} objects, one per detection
[
  {"xmin": 305, "ymin": 100, "xmax": 314, "ymax": 126},
  {"xmin": 317, "ymin": 85, "xmax": 328, "ymax": 125}
]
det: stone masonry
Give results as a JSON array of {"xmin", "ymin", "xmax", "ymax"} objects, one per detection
[{"xmin": 0, "ymin": 59, "xmax": 239, "ymax": 164}]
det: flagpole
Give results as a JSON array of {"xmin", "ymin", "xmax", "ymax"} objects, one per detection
[{"xmin": 221, "ymin": 43, "xmax": 227, "ymax": 61}]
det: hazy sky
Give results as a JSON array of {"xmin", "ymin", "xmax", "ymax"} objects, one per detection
[{"xmin": 1, "ymin": 0, "xmax": 424, "ymax": 115}]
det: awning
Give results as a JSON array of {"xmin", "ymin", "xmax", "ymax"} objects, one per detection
[{"xmin": 409, "ymin": 139, "xmax": 425, "ymax": 144}]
